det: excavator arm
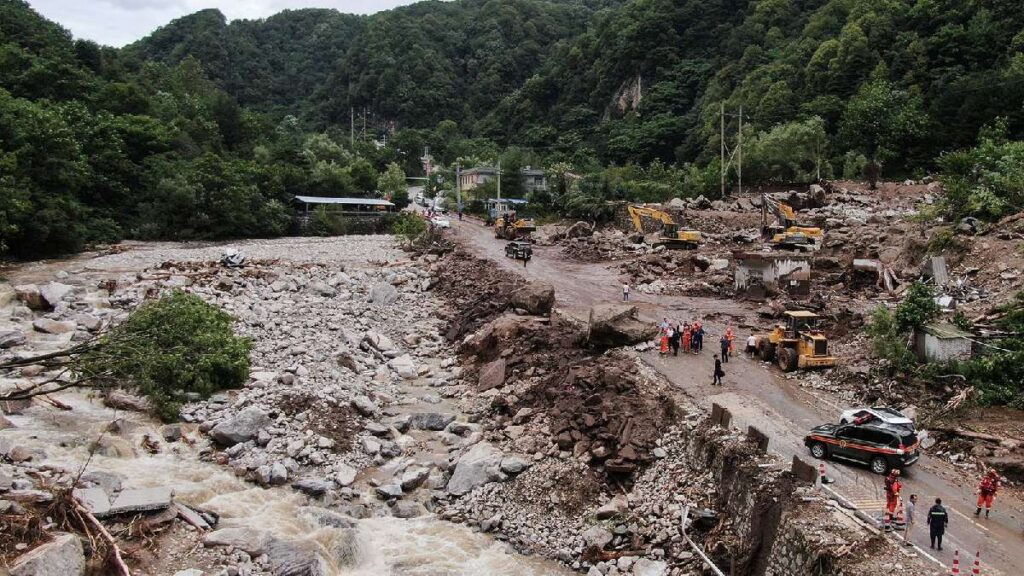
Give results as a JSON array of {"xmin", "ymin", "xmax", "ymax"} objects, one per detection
[{"xmin": 627, "ymin": 205, "xmax": 701, "ymax": 248}]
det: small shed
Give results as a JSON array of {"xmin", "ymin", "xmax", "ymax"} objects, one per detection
[
  {"xmin": 914, "ymin": 323, "xmax": 972, "ymax": 362},
  {"xmin": 734, "ymin": 252, "xmax": 811, "ymax": 299}
]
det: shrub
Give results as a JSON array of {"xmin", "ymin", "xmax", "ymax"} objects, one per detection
[
  {"xmin": 76, "ymin": 291, "xmax": 251, "ymax": 421},
  {"xmin": 390, "ymin": 212, "xmax": 427, "ymax": 243},
  {"xmin": 866, "ymin": 305, "xmax": 916, "ymax": 374},
  {"xmin": 895, "ymin": 282, "xmax": 939, "ymax": 332}
]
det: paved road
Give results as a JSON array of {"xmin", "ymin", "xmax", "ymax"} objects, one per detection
[{"xmin": 448, "ymin": 216, "xmax": 1024, "ymax": 575}]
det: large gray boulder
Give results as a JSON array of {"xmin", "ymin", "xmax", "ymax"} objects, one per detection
[
  {"xmin": 208, "ymin": 406, "xmax": 271, "ymax": 446},
  {"xmin": 368, "ymin": 283, "xmax": 399, "ymax": 306},
  {"xmin": 32, "ymin": 319, "xmax": 76, "ymax": 335},
  {"xmin": 447, "ymin": 441, "xmax": 505, "ymax": 496},
  {"xmin": 0, "ymin": 330, "xmax": 27, "ymax": 349},
  {"xmin": 265, "ymin": 537, "xmax": 329, "ymax": 576},
  {"xmin": 11, "ymin": 533, "xmax": 85, "ymax": 576},
  {"xmin": 585, "ymin": 304, "xmax": 658, "ymax": 349},
  {"xmin": 14, "ymin": 285, "xmax": 44, "ymax": 310},
  {"xmin": 39, "ymin": 282, "xmax": 74, "ymax": 308},
  {"xmin": 632, "ymin": 558, "xmax": 669, "ymax": 576},
  {"xmin": 387, "ymin": 354, "xmax": 418, "ymax": 379},
  {"xmin": 407, "ymin": 412, "xmax": 455, "ymax": 431},
  {"xmin": 477, "ymin": 358, "xmax": 506, "ymax": 391},
  {"xmin": 508, "ymin": 282, "xmax": 555, "ymax": 315},
  {"xmin": 203, "ymin": 527, "xmax": 272, "ymax": 556}
]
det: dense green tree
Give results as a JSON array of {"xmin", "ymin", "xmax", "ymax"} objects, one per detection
[{"xmin": 839, "ymin": 78, "xmax": 926, "ymax": 187}]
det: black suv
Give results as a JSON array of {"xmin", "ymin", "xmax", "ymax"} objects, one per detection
[
  {"xmin": 804, "ymin": 422, "xmax": 921, "ymax": 475},
  {"xmin": 505, "ymin": 240, "xmax": 532, "ymax": 261}
]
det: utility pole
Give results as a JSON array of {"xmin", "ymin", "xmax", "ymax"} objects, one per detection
[
  {"xmin": 350, "ymin": 107, "xmax": 354, "ymax": 147},
  {"xmin": 720, "ymin": 103, "xmax": 726, "ymax": 199},
  {"xmin": 719, "ymin": 103, "xmax": 744, "ymax": 198},
  {"xmin": 496, "ymin": 160, "xmax": 502, "ymax": 201},
  {"xmin": 455, "ymin": 162, "xmax": 462, "ymax": 213},
  {"xmin": 737, "ymin": 105, "xmax": 743, "ymax": 197}
]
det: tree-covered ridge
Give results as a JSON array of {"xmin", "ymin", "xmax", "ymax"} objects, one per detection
[
  {"xmin": 127, "ymin": 0, "xmax": 608, "ymax": 129},
  {"xmin": 489, "ymin": 0, "xmax": 1024, "ymax": 174},
  {"xmin": 0, "ymin": 0, "xmax": 400, "ymax": 258}
]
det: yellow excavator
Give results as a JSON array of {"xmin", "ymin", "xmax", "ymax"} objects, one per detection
[
  {"xmin": 755, "ymin": 311, "xmax": 837, "ymax": 372},
  {"xmin": 761, "ymin": 194, "xmax": 824, "ymax": 250},
  {"xmin": 627, "ymin": 205, "xmax": 701, "ymax": 249},
  {"xmin": 494, "ymin": 210, "xmax": 536, "ymax": 240}
]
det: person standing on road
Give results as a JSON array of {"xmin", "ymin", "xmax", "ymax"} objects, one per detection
[
  {"xmin": 904, "ymin": 494, "xmax": 917, "ymax": 547},
  {"xmin": 659, "ymin": 327, "xmax": 670, "ymax": 355},
  {"xmin": 746, "ymin": 334, "xmax": 757, "ymax": 358},
  {"xmin": 682, "ymin": 324, "xmax": 692, "ymax": 354},
  {"xmin": 693, "ymin": 322, "xmax": 704, "ymax": 354},
  {"xmin": 623, "ymin": 283, "xmax": 630, "ymax": 302},
  {"xmin": 976, "ymin": 469, "xmax": 1001, "ymax": 518},
  {"xmin": 720, "ymin": 335, "xmax": 730, "ymax": 363},
  {"xmin": 712, "ymin": 354, "xmax": 724, "ymax": 385},
  {"xmin": 725, "ymin": 327, "xmax": 735, "ymax": 356},
  {"xmin": 927, "ymin": 498, "xmax": 948, "ymax": 550},
  {"xmin": 669, "ymin": 325, "xmax": 681, "ymax": 356},
  {"xmin": 884, "ymin": 469, "xmax": 902, "ymax": 529}
]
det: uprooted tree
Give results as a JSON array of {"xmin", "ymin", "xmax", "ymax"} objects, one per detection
[{"xmin": 0, "ymin": 290, "xmax": 251, "ymax": 421}]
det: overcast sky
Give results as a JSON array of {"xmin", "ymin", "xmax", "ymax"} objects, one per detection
[{"xmin": 29, "ymin": 0, "xmax": 419, "ymax": 47}]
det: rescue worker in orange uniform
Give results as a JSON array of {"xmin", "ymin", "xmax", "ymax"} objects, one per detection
[
  {"xmin": 884, "ymin": 469, "xmax": 902, "ymax": 528},
  {"xmin": 975, "ymin": 469, "xmax": 1000, "ymax": 518}
]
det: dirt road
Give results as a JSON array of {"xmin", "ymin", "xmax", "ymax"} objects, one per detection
[{"xmin": 449, "ymin": 216, "xmax": 1024, "ymax": 575}]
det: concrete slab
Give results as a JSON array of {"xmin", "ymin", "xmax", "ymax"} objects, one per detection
[
  {"xmin": 108, "ymin": 487, "xmax": 173, "ymax": 515},
  {"xmin": 72, "ymin": 488, "xmax": 111, "ymax": 517}
]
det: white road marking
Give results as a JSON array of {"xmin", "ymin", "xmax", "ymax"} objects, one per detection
[{"xmin": 949, "ymin": 506, "xmax": 991, "ymax": 532}]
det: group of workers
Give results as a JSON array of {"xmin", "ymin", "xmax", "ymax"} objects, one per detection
[
  {"xmin": 883, "ymin": 468, "xmax": 1002, "ymax": 551},
  {"xmin": 657, "ymin": 318, "xmax": 711, "ymax": 357}
]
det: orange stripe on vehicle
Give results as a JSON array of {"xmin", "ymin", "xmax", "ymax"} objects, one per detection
[{"xmin": 808, "ymin": 435, "xmax": 914, "ymax": 456}]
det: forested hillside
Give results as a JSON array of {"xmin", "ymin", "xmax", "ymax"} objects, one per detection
[
  {"xmin": 488, "ymin": 0, "xmax": 1024, "ymax": 175},
  {"xmin": 131, "ymin": 0, "xmax": 1024, "ymax": 181},
  {"xmin": 0, "ymin": 1, "xmax": 403, "ymax": 258},
  {"xmin": 127, "ymin": 0, "xmax": 613, "ymax": 128},
  {"xmin": 3, "ymin": 0, "xmax": 1023, "ymax": 259}
]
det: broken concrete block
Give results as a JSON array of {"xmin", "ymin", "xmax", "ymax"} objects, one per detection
[
  {"xmin": 72, "ymin": 488, "xmax": 111, "ymax": 517},
  {"xmin": 107, "ymin": 487, "xmax": 173, "ymax": 515}
]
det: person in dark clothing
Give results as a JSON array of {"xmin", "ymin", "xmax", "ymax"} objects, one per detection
[
  {"xmin": 712, "ymin": 354, "xmax": 724, "ymax": 385},
  {"xmin": 720, "ymin": 335, "xmax": 730, "ymax": 362},
  {"xmin": 669, "ymin": 326, "xmax": 681, "ymax": 356},
  {"xmin": 927, "ymin": 498, "xmax": 949, "ymax": 550},
  {"xmin": 693, "ymin": 324, "xmax": 704, "ymax": 354}
]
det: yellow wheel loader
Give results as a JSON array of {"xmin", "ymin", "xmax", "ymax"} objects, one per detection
[{"xmin": 756, "ymin": 311, "xmax": 837, "ymax": 372}]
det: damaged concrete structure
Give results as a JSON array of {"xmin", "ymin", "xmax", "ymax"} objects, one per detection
[
  {"xmin": 734, "ymin": 252, "xmax": 811, "ymax": 298},
  {"xmin": 914, "ymin": 322, "xmax": 973, "ymax": 362}
]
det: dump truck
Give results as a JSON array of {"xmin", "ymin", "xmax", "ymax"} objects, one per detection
[
  {"xmin": 756, "ymin": 310, "xmax": 837, "ymax": 371},
  {"xmin": 627, "ymin": 205, "xmax": 701, "ymax": 249},
  {"xmin": 761, "ymin": 194, "xmax": 823, "ymax": 250}
]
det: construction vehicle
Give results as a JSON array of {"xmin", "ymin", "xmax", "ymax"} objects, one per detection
[
  {"xmin": 627, "ymin": 205, "xmax": 701, "ymax": 249},
  {"xmin": 494, "ymin": 211, "xmax": 536, "ymax": 240},
  {"xmin": 761, "ymin": 194, "xmax": 824, "ymax": 250},
  {"xmin": 755, "ymin": 310, "xmax": 837, "ymax": 372}
]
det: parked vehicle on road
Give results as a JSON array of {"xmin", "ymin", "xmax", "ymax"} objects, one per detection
[
  {"xmin": 804, "ymin": 422, "xmax": 921, "ymax": 474},
  {"xmin": 505, "ymin": 240, "xmax": 532, "ymax": 261},
  {"xmin": 431, "ymin": 216, "xmax": 451, "ymax": 229},
  {"xmin": 840, "ymin": 407, "xmax": 915, "ymax": 430}
]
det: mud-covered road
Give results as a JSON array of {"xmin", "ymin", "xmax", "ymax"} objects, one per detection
[{"xmin": 447, "ymin": 214, "xmax": 1024, "ymax": 575}]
